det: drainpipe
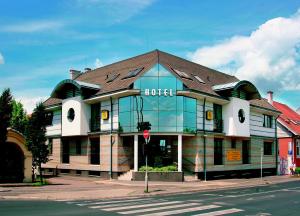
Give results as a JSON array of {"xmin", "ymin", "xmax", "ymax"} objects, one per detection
[
  {"xmin": 109, "ymin": 97, "xmax": 113, "ymax": 179},
  {"xmin": 203, "ymin": 98, "xmax": 207, "ymax": 181},
  {"xmin": 275, "ymin": 116, "xmax": 279, "ymax": 176}
]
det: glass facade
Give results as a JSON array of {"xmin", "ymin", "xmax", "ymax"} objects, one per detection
[{"xmin": 119, "ymin": 64, "xmax": 196, "ymax": 133}]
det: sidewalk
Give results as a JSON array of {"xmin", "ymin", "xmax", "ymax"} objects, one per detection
[{"xmin": 0, "ymin": 175, "xmax": 299, "ymax": 201}]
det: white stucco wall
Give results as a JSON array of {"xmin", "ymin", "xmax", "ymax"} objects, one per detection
[
  {"xmin": 223, "ymin": 97, "xmax": 250, "ymax": 137},
  {"xmin": 46, "ymin": 109, "xmax": 62, "ymax": 136},
  {"xmin": 62, "ymin": 96, "xmax": 91, "ymax": 136}
]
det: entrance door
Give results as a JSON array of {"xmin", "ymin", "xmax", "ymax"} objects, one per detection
[
  {"xmin": 90, "ymin": 139, "xmax": 100, "ymax": 165},
  {"xmin": 62, "ymin": 141, "xmax": 69, "ymax": 164},
  {"xmin": 242, "ymin": 140, "xmax": 250, "ymax": 164},
  {"xmin": 0, "ymin": 142, "xmax": 24, "ymax": 183}
]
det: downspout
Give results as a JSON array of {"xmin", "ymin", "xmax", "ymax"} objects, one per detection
[
  {"xmin": 203, "ymin": 98, "xmax": 207, "ymax": 181},
  {"xmin": 110, "ymin": 97, "xmax": 113, "ymax": 179},
  {"xmin": 275, "ymin": 116, "xmax": 279, "ymax": 175}
]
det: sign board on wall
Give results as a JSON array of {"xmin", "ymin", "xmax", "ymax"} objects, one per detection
[
  {"xmin": 206, "ymin": 110, "xmax": 213, "ymax": 120},
  {"xmin": 226, "ymin": 150, "xmax": 241, "ymax": 161},
  {"xmin": 101, "ymin": 110, "xmax": 109, "ymax": 120}
]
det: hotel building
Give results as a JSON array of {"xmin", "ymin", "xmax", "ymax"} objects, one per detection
[{"xmin": 42, "ymin": 50, "xmax": 280, "ymax": 180}]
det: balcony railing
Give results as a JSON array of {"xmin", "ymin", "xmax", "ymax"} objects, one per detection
[
  {"xmin": 90, "ymin": 117, "xmax": 100, "ymax": 132},
  {"xmin": 214, "ymin": 119, "xmax": 223, "ymax": 133}
]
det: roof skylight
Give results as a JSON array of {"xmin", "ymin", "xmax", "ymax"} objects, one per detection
[
  {"xmin": 123, "ymin": 68, "xmax": 144, "ymax": 79},
  {"xmin": 172, "ymin": 68, "xmax": 192, "ymax": 80},
  {"xmin": 194, "ymin": 75, "xmax": 205, "ymax": 84},
  {"xmin": 106, "ymin": 73, "xmax": 120, "ymax": 83}
]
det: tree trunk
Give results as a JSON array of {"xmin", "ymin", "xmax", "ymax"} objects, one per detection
[
  {"xmin": 39, "ymin": 163, "xmax": 43, "ymax": 183},
  {"xmin": 31, "ymin": 166, "xmax": 35, "ymax": 182}
]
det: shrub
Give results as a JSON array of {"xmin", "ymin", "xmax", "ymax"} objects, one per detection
[
  {"xmin": 295, "ymin": 167, "xmax": 300, "ymax": 174},
  {"xmin": 139, "ymin": 165, "xmax": 177, "ymax": 172}
]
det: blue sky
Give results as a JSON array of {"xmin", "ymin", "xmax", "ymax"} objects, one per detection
[{"xmin": 0, "ymin": 0, "xmax": 299, "ymax": 112}]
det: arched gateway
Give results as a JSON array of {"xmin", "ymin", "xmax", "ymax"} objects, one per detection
[{"xmin": 0, "ymin": 129, "xmax": 32, "ymax": 183}]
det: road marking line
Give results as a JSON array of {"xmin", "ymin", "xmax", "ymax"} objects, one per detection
[
  {"xmin": 119, "ymin": 202, "xmax": 200, "ymax": 214},
  {"xmin": 224, "ymin": 186, "xmax": 300, "ymax": 198},
  {"xmin": 139, "ymin": 205, "xmax": 221, "ymax": 216},
  {"xmin": 78, "ymin": 198, "xmax": 153, "ymax": 206},
  {"xmin": 86, "ymin": 200, "xmax": 155, "ymax": 209},
  {"xmin": 192, "ymin": 208, "xmax": 244, "ymax": 216},
  {"xmin": 99, "ymin": 201, "xmax": 182, "ymax": 211}
]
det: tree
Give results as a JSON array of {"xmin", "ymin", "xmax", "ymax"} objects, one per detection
[
  {"xmin": 0, "ymin": 88, "xmax": 13, "ymax": 145},
  {"xmin": 25, "ymin": 103, "xmax": 49, "ymax": 182},
  {"xmin": 10, "ymin": 100, "xmax": 28, "ymax": 135}
]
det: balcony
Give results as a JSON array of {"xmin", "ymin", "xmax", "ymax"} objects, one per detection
[
  {"xmin": 90, "ymin": 117, "xmax": 100, "ymax": 132},
  {"xmin": 214, "ymin": 119, "xmax": 223, "ymax": 133}
]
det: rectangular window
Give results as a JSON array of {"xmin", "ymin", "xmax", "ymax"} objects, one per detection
[
  {"xmin": 76, "ymin": 140, "xmax": 81, "ymax": 155},
  {"xmin": 242, "ymin": 140, "xmax": 250, "ymax": 164},
  {"xmin": 296, "ymin": 140, "xmax": 300, "ymax": 157},
  {"xmin": 214, "ymin": 139, "xmax": 223, "ymax": 165},
  {"xmin": 231, "ymin": 139, "xmax": 236, "ymax": 149},
  {"xmin": 263, "ymin": 115, "xmax": 273, "ymax": 128},
  {"xmin": 264, "ymin": 142, "xmax": 273, "ymax": 155},
  {"xmin": 48, "ymin": 138, "xmax": 53, "ymax": 155},
  {"xmin": 213, "ymin": 104, "xmax": 223, "ymax": 132}
]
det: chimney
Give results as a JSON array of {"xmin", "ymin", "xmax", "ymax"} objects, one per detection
[
  {"xmin": 70, "ymin": 69, "xmax": 81, "ymax": 79},
  {"xmin": 84, "ymin": 68, "xmax": 92, "ymax": 72},
  {"xmin": 267, "ymin": 91, "xmax": 273, "ymax": 105}
]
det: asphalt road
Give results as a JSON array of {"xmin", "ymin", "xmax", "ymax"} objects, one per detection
[{"xmin": 1, "ymin": 180, "xmax": 300, "ymax": 216}]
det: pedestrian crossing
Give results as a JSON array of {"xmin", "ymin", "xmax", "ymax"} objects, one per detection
[{"xmin": 63, "ymin": 197, "xmax": 244, "ymax": 215}]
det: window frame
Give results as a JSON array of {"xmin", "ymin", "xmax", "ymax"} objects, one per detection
[
  {"xmin": 263, "ymin": 114, "xmax": 273, "ymax": 128},
  {"xmin": 48, "ymin": 138, "xmax": 53, "ymax": 155},
  {"xmin": 296, "ymin": 139, "xmax": 300, "ymax": 158},
  {"xmin": 76, "ymin": 140, "xmax": 82, "ymax": 155},
  {"xmin": 214, "ymin": 138, "xmax": 223, "ymax": 165},
  {"xmin": 263, "ymin": 141, "xmax": 273, "ymax": 156}
]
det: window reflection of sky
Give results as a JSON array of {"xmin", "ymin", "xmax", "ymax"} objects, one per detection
[{"xmin": 119, "ymin": 64, "xmax": 196, "ymax": 133}]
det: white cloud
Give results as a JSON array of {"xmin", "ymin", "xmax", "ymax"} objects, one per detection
[
  {"xmin": 16, "ymin": 96, "xmax": 47, "ymax": 114},
  {"xmin": 0, "ymin": 52, "xmax": 3, "ymax": 64},
  {"xmin": 189, "ymin": 9, "xmax": 300, "ymax": 92},
  {"xmin": 2, "ymin": 20, "xmax": 65, "ymax": 33},
  {"xmin": 75, "ymin": 0, "xmax": 156, "ymax": 24},
  {"xmin": 95, "ymin": 58, "xmax": 104, "ymax": 68}
]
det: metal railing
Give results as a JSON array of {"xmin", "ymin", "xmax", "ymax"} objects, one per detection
[
  {"xmin": 213, "ymin": 119, "xmax": 223, "ymax": 133},
  {"xmin": 90, "ymin": 117, "xmax": 100, "ymax": 132}
]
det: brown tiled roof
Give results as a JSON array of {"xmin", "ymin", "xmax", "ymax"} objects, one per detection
[
  {"xmin": 75, "ymin": 50, "xmax": 238, "ymax": 97},
  {"xmin": 45, "ymin": 50, "xmax": 276, "ymax": 110},
  {"xmin": 250, "ymin": 98, "xmax": 280, "ymax": 113},
  {"xmin": 43, "ymin": 97, "xmax": 62, "ymax": 107}
]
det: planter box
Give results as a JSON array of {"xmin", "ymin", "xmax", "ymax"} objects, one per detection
[{"xmin": 132, "ymin": 171, "xmax": 183, "ymax": 182}]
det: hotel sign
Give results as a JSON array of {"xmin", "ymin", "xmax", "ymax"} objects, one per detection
[
  {"xmin": 144, "ymin": 89, "xmax": 174, "ymax": 96},
  {"xmin": 226, "ymin": 150, "xmax": 241, "ymax": 161}
]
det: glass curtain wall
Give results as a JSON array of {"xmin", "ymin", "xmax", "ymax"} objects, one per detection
[{"xmin": 119, "ymin": 64, "xmax": 196, "ymax": 133}]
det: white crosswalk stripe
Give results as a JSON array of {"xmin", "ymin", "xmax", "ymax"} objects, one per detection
[
  {"xmin": 139, "ymin": 205, "xmax": 221, "ymax": 216},
  {"xmin": 192, "ymin": 208, "xmax": 244, "ymax": 216},
  {"xmin": 98, "ymin": 201, "xmax": 181, "ymax": 211},
  {"xmin": 69, "ymin": 197, "xmax": 245, "ymax": 216},
  {"xmin": 77, "ymin": 197, "xmax": 153, "ymax": 206},
  {"xmin": 119, "ymin": 202, "xmax": 200, "ymax": 214}
]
